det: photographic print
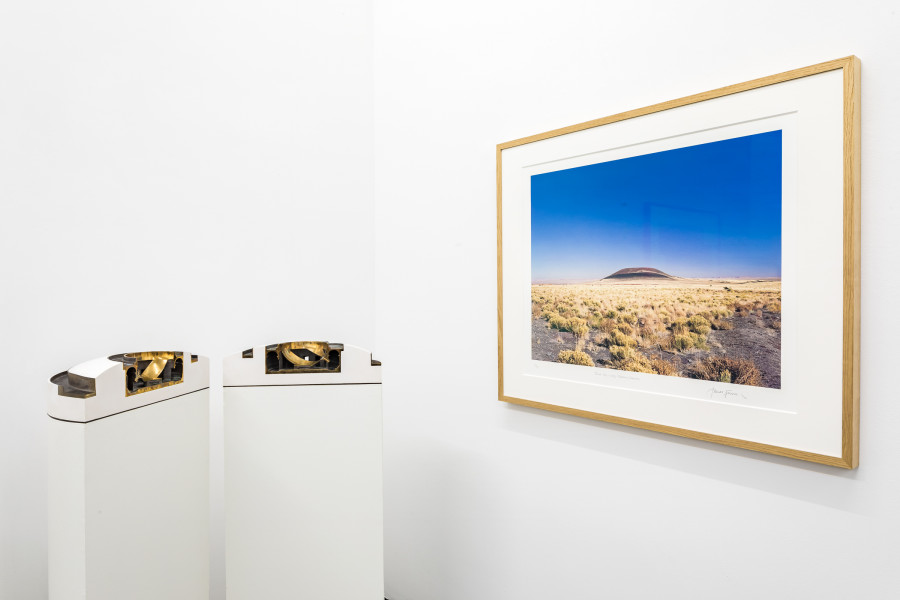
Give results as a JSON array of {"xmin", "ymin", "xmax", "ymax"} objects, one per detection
[
  {"xmin": 530, "ymin": 131, "xmax": 782, "ymax": 389},
  {"xmin": 498, "ymin": 57, "xmax": 860, "ymax": 467}
]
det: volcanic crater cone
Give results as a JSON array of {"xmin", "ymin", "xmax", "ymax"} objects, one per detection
[{"xmin": 603, "ymin": 267, "xmax": 676, "ymax": 280}]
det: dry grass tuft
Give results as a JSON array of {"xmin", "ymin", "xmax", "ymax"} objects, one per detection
[
  {"xmin": 732, "ymin": 302, "xmax": 752, "ymax": 317},
  {"xmin": 614, "ymin": 352, "xmax": 680, "ymax": 376},
  {"xmin": 607, "ymin": 329, "xmax": 637, "ymax": 348},
  {"xmin": 558, "ymin": 350, "xmax": 594, "ymax": 367},
  {"xmin": 616, "ymin": 353, "xmax": 654, "ymax": 373},
  {"xmin": 572, "ymin": 322, "xmax": 589, "ymax": 338},
  {"xmin": 609, "ymin": 345, "xmax": 631, "ymax": 360},
  {"xmin": 617, "ymin": 322, "xmax": 634, "ymax": 336},
  {"xmin": 671, "ymin": 317, "xmax": 689, "ymax": 335},
  {"xmin": 673, "ymin": 334, "xmax": 693, "ymax": 351},
  {"xmin": 711, "ymin": 319, "xmax": 734, "ymax": 330},
  {"xmin": 658, "ymin": 334, "xmax": 675, "ymax": 351},
  {"xmin": 687, "ymin": 315, "xmax": 711, "ymax": 335},
  {"xmin": 598, "ymin": 318, "xmax": 618, "ymax": 333},
  {"xmin": 689, "ymin": 332, "xmax": 708, "ymax": 350},
  {"xmin": 650, "ymin": 357, "xmax": 678, "ymax": 376},
  {"xmin": 689, "ymin": 357, "xmax": 761, "ymax": 386},
  {"xmin": 547, "ymin": 313, "xmax": 567, "ymax": 330}
]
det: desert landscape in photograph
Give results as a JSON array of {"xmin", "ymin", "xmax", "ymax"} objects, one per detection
[
  {"xmin": 530, "ymin": 130, "xmax": 783, "ymax": 389},
  {"xmin": 531, "ymin": 268, "xmax": 781, "ymax": 388}
]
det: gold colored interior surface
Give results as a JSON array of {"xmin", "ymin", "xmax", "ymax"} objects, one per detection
[
  {"xmin": 280, "ymin": 342, "xmax": 331, "ymax": 367},
  {"xmin": 140, "ymin": 356, "xmax": 168, "ymax": 381},
  {"xmin": 115, "ymin": 351, "xmax": 185, "ymax": 396},
  {"xmin": 124, "ymin": 351, "xmax": 177, "ymax": 360},
  {"xmin": 265, "ymin": 341, "xmax": 342, "ymax": 374}
]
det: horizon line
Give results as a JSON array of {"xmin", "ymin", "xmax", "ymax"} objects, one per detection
[{"xmin": 533, "ymin": 275, "xmax": 783, "ymax": 284}]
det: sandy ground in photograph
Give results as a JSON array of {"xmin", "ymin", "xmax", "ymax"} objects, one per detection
[{"xmin": 531, "ymin": 278, "xmax": 781, "ymax": 388}]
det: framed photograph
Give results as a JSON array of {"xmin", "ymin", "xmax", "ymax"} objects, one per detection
[{"xmin": 497, "ymin": 57, "xmax": 860, "ymax": 468}]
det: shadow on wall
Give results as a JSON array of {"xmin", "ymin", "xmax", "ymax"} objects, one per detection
[{"xmin": 500, "ymin": 402, "xmax": 861, "ymax": 513}]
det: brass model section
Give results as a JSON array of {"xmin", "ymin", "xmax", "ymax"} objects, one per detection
[
  {"xmin": 109, "ymin": 351, "xmax": 185, "ymax": 396},
  {"xmin": 51, "ymin": 371, "xmax": 97, "ymax": 399},
  {"xmin": 265, "ymin": 342, "xmax": 342, "ymax": 374}
]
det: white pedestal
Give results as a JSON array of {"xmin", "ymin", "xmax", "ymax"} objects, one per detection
[
  {"xmin": 224, "ymin": 343, "xmax": 383, "ymax": 600},
  {"xmin": 48, "ymin": 354, "xmax": 209, "ymax": 600}
]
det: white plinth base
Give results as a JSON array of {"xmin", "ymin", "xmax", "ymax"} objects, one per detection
[
  {"xmin": 224, "ymin": 384, "xmax": 383, "ymax": 600},
  {"xmin": 48, "ymin": 390, "xmax": 210, "ymax": 600}
]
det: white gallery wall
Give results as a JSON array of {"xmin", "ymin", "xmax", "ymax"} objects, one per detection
[
  {"xmin": 0, "ymin": 1, "xmax": 374, "ymax": 598},
  {"xmin": 373, "ymin": 1, "xmax": 900, "ymax": 599},
  {"xmin": 2, "ymin": 1, "xmax": 900, "ymax": 599}
]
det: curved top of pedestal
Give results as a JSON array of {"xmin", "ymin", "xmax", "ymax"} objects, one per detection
[
  {"xmin": 223, "ymin": 342, "xmax": 381, "ymax": 387},
  {"xmin": 48, "ymin": 352, "xmax": 209, "ymax": 422}
]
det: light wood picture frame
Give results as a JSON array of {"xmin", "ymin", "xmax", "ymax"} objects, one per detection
[{"xmin": 497, "ymin": 57, "xmax": 860, "ymax": 468}]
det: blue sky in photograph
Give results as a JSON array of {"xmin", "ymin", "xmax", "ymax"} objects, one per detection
[{"xmin": 531, "ymin": 130, "xmax": 782, "ymax": 282}]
